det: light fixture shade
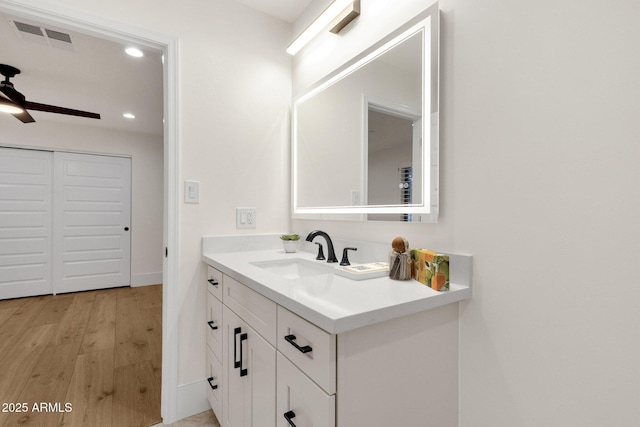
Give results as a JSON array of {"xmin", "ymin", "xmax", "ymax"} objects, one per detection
[
  {"xmin": 287, "ymin": 0, "xmax": 360, "ymax": 55},
  {"xmin": 0, "ymin": 96, "xmax": 24, "ymax": 114}
]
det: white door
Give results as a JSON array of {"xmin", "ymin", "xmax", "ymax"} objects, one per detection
[
  {"xmin": 0, "ymin": 147, "xmax": 53, "ymax": 299},
  {"xmin": 53, "ymin": 152, "xmax": 131, "ymax": 294}
]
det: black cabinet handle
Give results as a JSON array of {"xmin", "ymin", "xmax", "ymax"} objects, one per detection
[
  {"xmin": 207, "ymin": 278, "xmax": 219, "ymax": 287},
  {"xmin": 207, "ymin": 320, "xmax": 217, "ymax": 330},
  {"xmin": 207, "ymin": 376, "xmax": 218, "ymax": 390},
  {"xmin": 239, "ymin": 333, "xmax": 248, "ymax": 377},
  {"xmin": 284, "ymin": 410, "xmax": 297, "ymax": 427},
  {"xmin": 234, "ymin": 327, "xmax": 241, "ymax": 369},
  {"xmin": 284, "ymin": 334, "xmax": 312, "ymax": 354}
]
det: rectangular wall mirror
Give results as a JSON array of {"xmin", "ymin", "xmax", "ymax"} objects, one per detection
[{"xmin": 292, "ymin": 4, "xmax": 439, "ymax": 222}]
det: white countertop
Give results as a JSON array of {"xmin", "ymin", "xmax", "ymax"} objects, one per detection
[{"xmin": 203, "ymin": 245, "xmax": 472, "ymax": 334}]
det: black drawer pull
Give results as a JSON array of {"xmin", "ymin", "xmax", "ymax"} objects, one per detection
[
  {"xmin": 284, "ymin": 334, "xmax": 312, "ymax": 354},
  {"xmin": 234, "ymin": 327, "xmax": 241, "ymax": 369},
  {"xmin": 207, "ymin": 376, "xmax": 218, "ymax": 390},
  {"xmin": 207, "ymin": 320, "xmax": 218, "ymax": 330},
  {"xmin": 239, "ymin": 333, "xmax": 248, "ymax": 377},
  {"xmin": 207, "ymin": 278, "xmax": 219, "ymax": 287},
  {"xmin": 284, "ymin": 410, "xmax": 297, "ymax": 427}
]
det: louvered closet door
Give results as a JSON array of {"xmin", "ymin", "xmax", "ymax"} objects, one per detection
[
  {"xmin": 0, "ymin": 147, "xmax": 53, "ymax": 299},
  {"xmin": 53, "ymin": 152, "xmax": 131, "ymax": 294}
]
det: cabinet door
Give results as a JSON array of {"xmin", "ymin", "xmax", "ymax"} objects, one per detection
[
  {"xmin": 276, "ymin": 353, "xmax": 335, "ymax": 427},
  {"xmin": 222, "ymin": 306, "xmax": 276, "ymax": 427}
]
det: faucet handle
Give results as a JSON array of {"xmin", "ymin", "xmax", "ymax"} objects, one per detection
[
  {"xmin": 340, "ymin": 247, "xmax": 358, "ymax": 266},
  {"xmin": 314, "ymin": 242, "xmax": 326, "ymax": 260}
]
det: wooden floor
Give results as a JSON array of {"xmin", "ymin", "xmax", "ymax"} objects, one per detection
[{"xmin": 0, "ymin": 285, "xmax": 162, "ymax": 427}]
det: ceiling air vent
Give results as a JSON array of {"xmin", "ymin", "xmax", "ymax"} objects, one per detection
[
  {"xmin": 45, "ymin": 29, "xmax": 72, "ymax": 44},
  {"xmin": 11, "ymin": 20, "xmax": 74, "ymax": 51},
  {"xmin": 13, "ymin": 21, "xmax": 44, "ymax": 37}
]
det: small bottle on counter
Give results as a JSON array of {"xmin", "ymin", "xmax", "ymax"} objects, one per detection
[{"xmin": 389, "ymin": 236, "xmax": 412, "ymax": 280}]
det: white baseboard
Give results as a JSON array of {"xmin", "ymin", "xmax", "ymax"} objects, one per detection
[
  {"xmin": 131, "ymin": 272, "xmax": 163, "ymax": 287},
  {"xmin": 176, "ymin": 378, "xmax": 210, "ymax": 421}
]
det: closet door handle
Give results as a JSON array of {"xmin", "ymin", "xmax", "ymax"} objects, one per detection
[
  {"xmin": 207, "ymin": 278, "xmax": 219, "ymax": 287},
  {"xmin": 284, "ymin": 334, "xmax": 312, "ymax": 354},
  {"xmin": 207, "ymin": 321, "xmax": 217, "ymax": 330},
  {"xmin": 233, "ymin": 327, "xmax": 241, "ymax": 369},
  {"xmin": 207, "ymin": 377, "xmax": 218, "ymax": 390},
  {"xmin": 239, "ymin": 333, "xmax": 248, "ymax": 377},
  {"xmin": 284, "ymin": 410, "xmax": 297, "ymax": 427}
]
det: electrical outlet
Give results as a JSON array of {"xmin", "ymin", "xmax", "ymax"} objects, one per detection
[
  {"xmin": 236, "ymin": 207, "xmax": 256, "ymax": 229},
  {"xmin": 351, "ymin": 190, "xmax": 360, "ymax": 205}
]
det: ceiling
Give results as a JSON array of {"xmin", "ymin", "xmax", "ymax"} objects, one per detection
[
  {"xmin": 234, "ymin": 0, "xmax": 313, "ymax": 23},
  {"xmin": 0, "ymin": 0, "xmax": 313, "ymax": 136},
  {"xmin": 0, "ymin": 13, "xmax": 164, "ymax": 135}
]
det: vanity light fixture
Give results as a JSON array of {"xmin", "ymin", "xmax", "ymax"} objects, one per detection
[
  {"xmin": 286, "ymin": 0, "xmax": 360, "ymax": 55},
  {"xmin": 0, "ymin": 97, "xmax": 24, "ymax": 114}
]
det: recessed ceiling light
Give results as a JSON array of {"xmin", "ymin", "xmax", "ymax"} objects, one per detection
[
  {"xmin": 123, "ymin": 113, "xmax": 135, "ymax": 119},
  {"xmin": 125, "ymin": 47, "xmax": 143, "ymax": 58}
]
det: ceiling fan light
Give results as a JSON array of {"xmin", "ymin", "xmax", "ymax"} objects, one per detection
[
  {"xmin": 0, "ymin": 97, "xmax": 24, "ymax": 114},
  {"xmin": 125, "ymin": 47, "xmax": 144, "ymax": 58}
]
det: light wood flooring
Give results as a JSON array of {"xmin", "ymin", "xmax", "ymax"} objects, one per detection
[{"xmin": 0, "ymin": 285, "xmax": 162, "ymax": 427}]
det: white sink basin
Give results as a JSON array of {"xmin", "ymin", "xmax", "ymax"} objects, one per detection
[
  {"xmin": 251, "ymin": 258, "xmax": 389, "ymax": 281},
  {"xmin": 250, "ymin": 258, "xmax": 333, "ymax": 279}
]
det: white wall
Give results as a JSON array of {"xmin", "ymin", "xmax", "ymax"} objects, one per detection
[
  {"xmin": 0, "ymin": 119, "xmax": 163, "ymax": 281},
  {"xmin": 293, "ymin": 0, "xmax": 640, "ymax": 425},
  {"xmin": 1, "ymin": 0, "xmax": 292, "ymax": 418}
]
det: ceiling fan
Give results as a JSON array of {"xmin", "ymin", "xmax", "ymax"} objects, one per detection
[{"xmin": 0, "ymin": 63, "xmax": 100, "ymax": 123}]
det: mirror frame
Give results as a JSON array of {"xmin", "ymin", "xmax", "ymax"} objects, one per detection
[{"xmin": 292, "ymin": 5, "xmax": 439, "ymax": 222}]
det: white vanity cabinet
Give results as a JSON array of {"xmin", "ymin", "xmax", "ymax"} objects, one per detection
[
  {"xmin": 205, "ymin": 263, "xmax": 460, "ymax": 427},
  {"xmin": 205, "ymin": 267, "xmax": 223, "ymax": 419}
]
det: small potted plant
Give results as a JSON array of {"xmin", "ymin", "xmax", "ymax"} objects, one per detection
[{"xmin": 280, "ymin": 234, "xmax": 300, "ymax": 253}]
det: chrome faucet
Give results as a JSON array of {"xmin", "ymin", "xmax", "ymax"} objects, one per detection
[{"xmin": 305, "ymin": 230, "xmax": 338, "ymax": 263}]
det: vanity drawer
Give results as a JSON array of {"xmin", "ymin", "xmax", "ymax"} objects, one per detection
[
  {"xmin": 206, "ymin": 347, "xmax": 223, "ymax": 421},
  {"xmin": 223, "ymin": 275, "xmax": 277, "ymax": 346},
  {"xmin": 206, "ymin": 292, "xmax": 223, "ymax": 360},
  {"xmin": 277, "ymin": 306, "xmax": 336, "ymax": 394},
  {"xmin": 277, "ymin": 353, "xmax": 335, "ymax": 427},
  {"xmin": 207, "ymin": 266, "xmax": 223, "ymax": 300}
]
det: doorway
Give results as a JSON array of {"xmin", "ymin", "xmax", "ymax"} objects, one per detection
[{"xmin": 0, "ymin": 0, "xmax": 179, "ymax": 423}]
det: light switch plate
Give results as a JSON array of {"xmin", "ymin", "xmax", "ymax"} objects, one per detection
[
  {"xmin": 184, "ymin": 180, "xmax": 200, "ymax": 204},
  {"xmin": 236, "ymin": 207, "xmax": 256, "ymax": 229}
]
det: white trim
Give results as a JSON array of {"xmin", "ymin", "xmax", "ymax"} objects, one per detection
[
  {"xmin": 163, "ymin": 34, "xmax": 181, "ymax": 425},
  {"xmin": 132, "ymin": 272, "xmax": 163, "ymax": 287},
  {"xmin": 175, "ymin": 378, "xmax": 211, "ymax": 421},
  {"xmin": 0, "ymin": 1, "xmax": 181, "ymax": 424}
]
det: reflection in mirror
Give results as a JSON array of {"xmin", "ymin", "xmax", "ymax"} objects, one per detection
[
  {"xmin": 292, "ymin": 5, "xmax": 439, "ymax": 222},
  {"xmin": 367, "ymin": 107, "xmax": 421, "ymax": 221}
]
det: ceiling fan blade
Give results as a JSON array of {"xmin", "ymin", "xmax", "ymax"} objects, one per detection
[
  {"xmin": 0, "ymin": 85, "xmax": 27, "ymax": 107},
  {"xmin": 13, "ymin": 109, "xmax": 36, "ymax": 123},
  {"xmin": 25, "ymin": 101, "xmax": 101, "ymax": 120}
]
